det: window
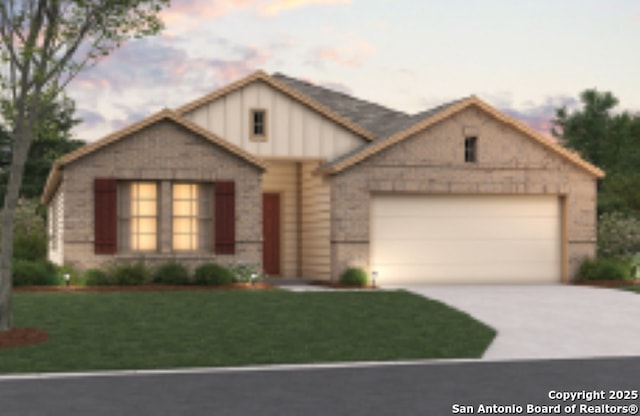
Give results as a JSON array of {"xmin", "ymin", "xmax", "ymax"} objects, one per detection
[
  {"xmin": 173, "ymin": 183, "xmax": 213, "ymax": 252},
  {"xmin": 464, "ymin": 137, "xmax": 477, "ymax": 163},
  {"xmin": 250, "ymin": 109, "xmax": 267, "ymax": 140},
  {"xmin": 118, "ymin": 182, "xmax": 158, "ymax": 252}
]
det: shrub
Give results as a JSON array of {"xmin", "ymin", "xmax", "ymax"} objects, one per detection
[
  {"xmin": 194, "ymin": 263, "xmax": 234, "ymax": 286},
  {"xmin": 7, "ymin": 199, "xmax": 47, "ymax": 261},
  {"xmin": 12, "ymin": 259, "xmax": 59, "ymax": 287},
  {"xmin": 108, "ymin": 261, "xmax": 150, "ymax": 286},
  {"xmin": 340, "ymin": 267, "xmax": 369, "ymax": 286},
  {"xmin": 152, "ymin": 261, "xmax": 191, "ymax": 285},
  {"xmin": 84, "ymin": 269, "xmax": 111, "ymax": 286},
  {"xmin": 228, "ymin": 262, "xmax": 264, "ymax": 283},
  {"xmin": 579, "ymin": 257, "xmax": 631, "ymax": 281},
  {"xmin": 597, "ymin": 212, "xmax": 640, "ymax": 258}
]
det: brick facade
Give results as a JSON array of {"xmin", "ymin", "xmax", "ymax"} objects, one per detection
[
  {"xmin": 56, "ymin": 120, "xmax": 263, "ymax": 271},
  {"xmin": 330, "ymin": 106, "xmax": 598, "ymax": 281}
]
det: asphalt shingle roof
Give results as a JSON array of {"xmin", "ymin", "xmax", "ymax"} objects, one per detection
[
  {"xmin": 272, "ymin": 72, "xmax": 466, "ymax": 141},
  {"xmin": 272, "ymin": 73, "xmax": 411, "ymax": 139}
]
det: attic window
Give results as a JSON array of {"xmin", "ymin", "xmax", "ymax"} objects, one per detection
[
  {"xmin": 251, "ymin": 109, "xmax": 267, "ymax": 141},
  {"xmin": 464, "ymin": 137, "xmax": 477, "ymax": 163}
]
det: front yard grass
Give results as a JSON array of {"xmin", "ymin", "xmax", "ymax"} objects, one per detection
[{"xmin": 0, "ymin": 290, "xmax": 495, "ymax": 374}]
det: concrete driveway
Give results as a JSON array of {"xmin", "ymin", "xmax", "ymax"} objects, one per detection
[{"xmin": 391, "ymin": 285, "xmax": 640, "ymax": 360}]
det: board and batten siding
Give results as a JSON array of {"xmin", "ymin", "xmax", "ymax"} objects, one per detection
[
  {"xmin": 183, "ymin": 81, "xmax": 365, "ymax": 160},
  {"xmin": 301, "ymin": 161, "xmax": 331, "ymax": 280},
  {"xmin": 262, "ymin": 161, "xmax": 299, "ymax": 277}
]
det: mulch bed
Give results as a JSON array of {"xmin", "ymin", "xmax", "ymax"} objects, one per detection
[
  {"xmin": 14, "ymin": 282, "xmax": 276, "ymax": 292},
  {"xmin": 309, "ymin": 280, "xmax": 377, "ymax": 289},
  {"xmin": 0, "ymin": 327, "xmax": 49, "ymax": 350}
]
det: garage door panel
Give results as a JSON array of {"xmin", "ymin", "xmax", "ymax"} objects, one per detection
[
  {"xmin": 376, "ymin": 263, "xmax": 559, "ymax": 285},
  {"xmin": 373, "ymin": 195, "xmax": 559, "ymax": 218},
  {"xmin": 373, "ymin": 217, "xmax": 559, "ymax": 240},
  {"xmin": 371, "ymin": 194, "xmax": 561, "ymax": 285},
  {"xmin": 372, "ymin": 240, "xmax": 560, "ymax": 265}
]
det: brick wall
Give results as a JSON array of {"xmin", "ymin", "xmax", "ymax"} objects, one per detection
[
  {"xmin": 59, "ymin": 120, "xmax": 263, "ymax": 271},
  {"xmin": 330, "ymin": 106, "xmax": 598, "ymax": 281}
]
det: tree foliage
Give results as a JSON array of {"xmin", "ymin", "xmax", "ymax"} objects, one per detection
[
  {"xmin": 0, "ymin": 95, "xmax": 84, "ymax": 200},
  {"xmin": 0, "ymin": 0, "xmax": 169, "ymax": 330},
  {"xmin": 552, "ymin": 89, "xmax": 640, "ymax": 215}
]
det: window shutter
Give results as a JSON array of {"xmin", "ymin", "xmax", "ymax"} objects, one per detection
[
  {"xmin": 94, "ymin": 178, "xmax": 118, "ymax": 254},
  {"xmin": 214, "ymin": 181, "xmax": 235, "ymax": 254}
]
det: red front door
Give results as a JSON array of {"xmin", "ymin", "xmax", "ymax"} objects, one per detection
[{"xmin": 262, "ymin": 193, "xmax": 280, "ymax": 275}]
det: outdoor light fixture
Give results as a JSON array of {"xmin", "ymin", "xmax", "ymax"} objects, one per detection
[
  {"xmin": 64, "ymin": 273, "xmax": 70, "ymax": 287},
  {"xmin": 372, "ymin": 271, "xmax": 379, "ymax": 287},
  {"xmin": 251, "ymin": 273, "xmax": 257, "ymax": 286}
]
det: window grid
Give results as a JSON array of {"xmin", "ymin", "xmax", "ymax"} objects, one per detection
[
  {"xmin": 465, "ymin": 137, "xmax": 477, "ymax": 163},
  {"xmin": 173, "ymin": 183, "xmax": 198, "ymax": 251},
  {"xmin": 250, "ymin": 109, "xmax": 267, "ymax": 140},
  {"xmin": 131, "ymin": 182, "xmax": 157, "ymax": 251}
]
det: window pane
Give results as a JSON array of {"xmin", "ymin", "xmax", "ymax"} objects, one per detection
[
  {"xmin": 173, "ymin": 234, "xmax": 194, "ymax": 251},
  {"xmin": 136, "ymin": 234, "xmax": 157, "ymax": 251},
  {"xmin": 173, "ymin": 218, "xmax": 196, "ymax": 233},
  {"xmin": 137, "ymin": 200, "xmax": 157, "ymax": 216},
  {"xmin": 173, "ymin": 183, "xmax": 195, "ymax": 199},
  {"xmin": 137, "ymin": 183, "xmax": 157, "ymax": 199},
  {"xmin": 173, "ymin": 200, "xmax": 196, "ymax": 216}
]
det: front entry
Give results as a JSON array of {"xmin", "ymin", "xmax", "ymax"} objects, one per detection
[{"xmin": 262, "ymin": 193, "xmax": 281, "ymax": 275}]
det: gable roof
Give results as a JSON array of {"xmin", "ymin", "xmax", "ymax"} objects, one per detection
[
  {"xmin": 175, "ymin": 70, "xmax": 376, "ymax": 141},
  {"xmin": 317, "ymin": 96, "xmax": 605, "ymax": 178},
  {"xmin": 41, "ymin": 109, "xmax": 268, "ymax": 204}
]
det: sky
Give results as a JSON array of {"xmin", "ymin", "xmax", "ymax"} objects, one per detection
[{"xmin": 68, "ymin": 0, "xmax": 640, "ymax": 142}]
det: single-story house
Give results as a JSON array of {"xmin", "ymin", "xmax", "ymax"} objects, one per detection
[{"xmin": 41, "ymin": 70, "xmax": 604, "ymax": 285}]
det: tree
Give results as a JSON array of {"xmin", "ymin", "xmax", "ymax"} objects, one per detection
[
  {"xmin": 0, "ymin": 0, "xmax": 169, "ymax": 331},
  {"xmin": 552, "ymin": 89, "xmax": 636, "ymax": 175},
  {"xmin": 0, "ymin": 94, "xmax": 84, "ymax": 201}
]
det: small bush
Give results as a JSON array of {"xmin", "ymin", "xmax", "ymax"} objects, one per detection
[
  {"xmin": 194, "ymin": 263, "xmax": 234, "ymax": 286},
  {"xmin": 84, "ymin": 269, "xmax": 111, "ymax": 286},
  {"xmin": 108, "ymin": 261, "xmax": 150, "ymax": 286},
  {"xmin": 228, "ymin": 262, "xmax": 264, "ymax": 283},
  {"xmin": 340, "ymin": 267, "xmax": 369, "ymax": 286},
  {"xmin": 12, "ymin": 259, "xmax": 59, "ymax": 287},
  {"xmin": 5, "ymin": 199, "xmax": 47, "ymax": 261},
  {"xmin": 152, "ymin": 261, "xmax": 191, "ymax": 285},
  {"xmin": 579, "ymin": 257, "xmax": 631, "ymax": 281}
]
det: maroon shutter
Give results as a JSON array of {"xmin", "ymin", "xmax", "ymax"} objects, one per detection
[
  {"xmin": 214, "ymin": 181, "xmax": 235, "ymax": 254},
  {"xmin": 94, "ymin": 178, "xmax": 117, "ymax": 254}
]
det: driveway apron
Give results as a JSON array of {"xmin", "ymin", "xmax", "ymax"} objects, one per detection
[{"xmin": 392, "ymin": 285, "xmax": 640, "ymax": 360}]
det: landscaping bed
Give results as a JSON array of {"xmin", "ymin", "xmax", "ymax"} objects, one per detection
[{"xmin": 0, "ymin": 290, "xmax": 496, "ymax": 373}]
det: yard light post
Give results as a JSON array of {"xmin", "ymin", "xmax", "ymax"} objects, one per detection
[
  {"xmin": 64, "ymin": 273, "xmax": 70, "ymax": 287},
  {"xmin": 251, "ymin": 273, "xmax": 257, "ymax": 286},
  {"xmin": 372, "ymin": 271, "xmax": 378, "ymax": 287}
]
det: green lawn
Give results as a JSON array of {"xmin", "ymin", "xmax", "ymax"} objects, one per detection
[
  {"xmin": 621, "ymin": 286, "xmax": 640, "ymax": 293},
  {"xmin": 0, "ymin": 290, "xmax": 496, "ymax": 374}
]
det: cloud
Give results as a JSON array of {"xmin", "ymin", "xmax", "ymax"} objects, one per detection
[
  {"xmin": 495, "ymin": 95, "xmax": 579, "ymax": 138},
  {"xmin": 69, "ymin": 37, "xmax": 272, "ymax": 141},
  {"xmin": 160, "ymin": 0, "xmax": 351, "ymax": 26},
  {"xmin": 308, "ymin": 40, "xmax": 376, "ymax": 68},
  {"xmin": 261, "ymin": 0, "xmax": 352, "ymax": 16}
]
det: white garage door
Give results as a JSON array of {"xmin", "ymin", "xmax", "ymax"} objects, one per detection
[{"xmin": 371, "ymin": 194, "xmax": 561, "ymax": 285}]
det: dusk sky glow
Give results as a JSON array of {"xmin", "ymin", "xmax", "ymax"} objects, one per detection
[{"xmin": 67, "ymin": 0, "xmax": 640, "ymax": 142}]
